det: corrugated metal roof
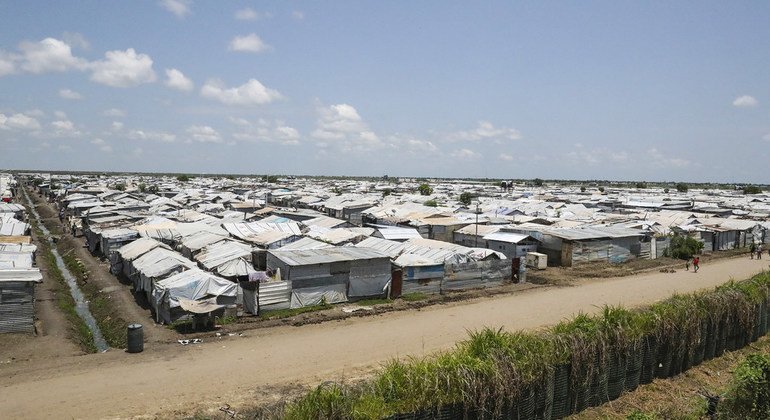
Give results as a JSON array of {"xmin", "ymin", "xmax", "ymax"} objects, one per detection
[
  {"xmin": 278, "ymin": 237, "xmax": 333, "ymax": 251},
  {"xmin": 269, "ymin": 247, "xmax": 389, "ymax": 266},
  {"xmin": 483, "ymin": 232, "xmax": 533, "ymax": 244},
  {"xmin": 0, "ymin": 268, "xmax": 42, "ymax": 282}
]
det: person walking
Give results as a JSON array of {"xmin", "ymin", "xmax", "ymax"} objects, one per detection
[
  {"xmin": 750, "ymin": 243, "xmax": 756, "ymax": 259},
  {"xmin": 758, "ymin": 244, "xmax": 763, "ymax": 260},
  {"xmin": 685, "ymin": 259, "xmax": 690, "ymax": 271},
  {"xmin": 693, "ymin": 256, "xmax": 700, "ymax": 273}
]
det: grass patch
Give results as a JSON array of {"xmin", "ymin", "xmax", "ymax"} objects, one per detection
[
  {"xmin": 59, "ymin": 243, "xmax": 128, "ymax": 349},
  {"xmin": 24, "ymin": 204, "xmax": 97, "ymax": 353},
  {"xmin": 258, "ymin": 303, "xmax": 333, "ymax": 320},
  {"xmin": 353, "ymin": 298, "xmax": 390, "ymax": 306},
  {"xmin": 400, "ymin": 292, "xmax": 428, "ymax": 302}
]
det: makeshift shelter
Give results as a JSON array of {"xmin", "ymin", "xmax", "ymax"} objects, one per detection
[
  {"xmin": 0, "ymin": 268, "xmax": 42, "ymax": 333},
  {"xmin": 267, "ymin": 247, "xmax": 391, "ymax": 308},
  {"xmin": 151, "ymin": 268, "xmax": 237, "ymax": 324}
]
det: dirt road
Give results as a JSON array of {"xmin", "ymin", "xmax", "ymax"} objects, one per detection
[{"xmin": 1, "ymin": 256, "xmax": 767, "ymax": 419}]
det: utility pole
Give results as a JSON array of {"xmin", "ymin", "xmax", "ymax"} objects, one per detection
[{"xmin": 475, "ymin": 202, "xmax": 480, "ymax": 247}]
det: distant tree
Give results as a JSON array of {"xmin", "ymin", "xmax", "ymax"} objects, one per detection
[
  {"xmin": 424, "ymin": 199, "xmax": 438, "ymax": 207},
  {"xmin": 580, "ymin": 186, "xmax": 586, "ymax": 192},
  {"xmin": 533, "ymin": 178, "xmax": 544, "ymax": 187},
  {"xmin": 147, "ymin": 185, "xmax": 159, "ymax": 194},
  {"xmin": 743, "ymin": 185, "xmax": 762, "ymax": 194},
  {"xmin": 635, "ymin": 182, "xmax": 647, "ymax": 189},
  {"xmin": 176, "ymin": 174, "xmax": 191, "ymax": 182},
  {"xmin": 263, "ymin": 175, "xmax": 279, "ymax": 183},
  {"xmin": 418, "ymin": 183, "xmax": 433, "ymax": 196},
  {"xmin": 382, "ymin": 188, "xmax": 392, "ymax": 197},
  {"xmin": 675, "ymin": 183, "xmax": 688, "ymax": 193},
  {"xmin": 113, "ymin": 183, "xmax": 126, "ymax": 191},
  {"xmin": 598, "ymin": 186, "xmax": 605, "ymax": 193},
  {"xmin": 664, "ymin": 188, "xmax": 670, "ymax": 193},
  {"xmin": 459, "ymin": 192, "xmax": 473, "ymax": 205},
  {"xmin": 138, "ymin": 183, "xmax": 147, "ymax": 193}
]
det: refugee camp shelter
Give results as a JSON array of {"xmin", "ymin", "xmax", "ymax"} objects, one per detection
[
  {"xmin": 266, "ymin": 247, "xmax": 391, "ymax": 307},
  {"xmin": 0, "ymin": 268, "xmax": 42, "ymax": 333}
]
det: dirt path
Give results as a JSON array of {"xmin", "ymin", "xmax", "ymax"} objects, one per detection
[
  {"xmin": 0, "ymin": 254, "xmax": 767, "ymax": 419},
  {"xmin": 26, "ymin": 188, "xmax": 177, "ymax": 346}
]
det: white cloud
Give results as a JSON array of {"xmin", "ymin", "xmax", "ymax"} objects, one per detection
[
  {"xmin": 111, "ymin": 121, "xmax": 124, "ymax": 131},
  {"xmin": 733, "ymin": 95, "xmax": 758, "ymax": 108},
  {"xmin": 103, "ymin": 108, "xmax": 126, "ymax": 117},
  {"xmin": 186, "ymin": 125, "xmax": 222, "ymax": 143},
  {"xmin": 90, "ymin": 138, "xmax": 112, "ymax": 153},
  {"xmin": 54, "ymin": 110, "xmax": 68, "ymax": 119},
  {"xmin": 231, "ymin": 118, "xmax": 301, "ymax": 145},
  {"xmin": 51, "ymin": 119, "xmax": 82, "ymax": 137},
  {"xmin": 228, "ymin": 34, "xmax": 271, "ymax": 53},
  {"xmin": 0, "ymin": 52, "xmax": 15, "ymax": 76},
  {"xmin": 292, "ymin": 10, "xmax": 305, "ymax": 20},
  {"xmin": 451, "ymin": 148, "xmax": 482, "ymax": 160},
  {"xmin": 565, "ymin": 146, "xmax": 629, "ymax": 166},
  {"xmin": 18, "ymin": 37, "xmax": 88, "ymax": 74},
  {"xmin": 90, "ymin": 48, "xmax": 157, "ymax": 88},
  {"xmin": 59, "ymin": 88, "xmax": 83, "ymax": 100},
  {"xmin": 61, "ymin": 32, "xmax": 90, "ymax": 50},
  {"xmin": 311, "ymin": 103, "xmax": 382, "ymax": 152},
  {"xmin": 160, "ymin": 0, "xmax": 191, "ymax": 18},
  {"xmin": 0, "ymin": 113, "xmax": 42, "ymax": 130},
  {"xmin": 648, "ymin": 148, "xmax": 690, "ymax": 168},
  {"xmin": 235, "ymin": 8, "xmax": 271, "ymax": 20},
  {"xmin": 128, "ymin": 129, "xmax": 176, "ymax": 143},
  {"xmin": 200, "ymin": 78, "xmax": 282, "ymax": 105},
  {"xmin": 451, "ymin": 121, "xmax": 522, "ymax": 142},
  {"xmin": 164, "ymin": 68, "xmax": 193, "ymax": 91},
  {"xmin": 499, "ymin": 153, "xmax": 513, "ymax": 161}
]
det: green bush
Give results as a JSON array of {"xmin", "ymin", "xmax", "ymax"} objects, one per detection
[
  {"xmin": 664, "ymin": 234, "xmax": 704, "ymax": 260},
  {"xmin": 418, "ymin": 183, "xmax": 432, "ymax": 196},
  {"xmin": 720, "ymin": 353, "xmax": 770, "ymax": 419},
  {"xmin": 743, "ymin": 185, "xmax": 762, "ymax": 195},
  {"xmin": 459, "ymin": 192, "xmax": 473, "ymax": 205},
  {"xmin": 676, "ymin": 182, "xmax": 688, "ymax": 192},
  {"xmin": 424, "ymin": 199, "xmax": 438, "ymax": 207}
]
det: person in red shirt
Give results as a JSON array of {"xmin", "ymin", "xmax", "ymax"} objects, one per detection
[{"xmin": 693, "ymin": 256, "xmax": 700, "ymax": 273}]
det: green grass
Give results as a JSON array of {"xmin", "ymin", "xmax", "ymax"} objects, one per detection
[
  {"xmin": 258, "ymin": 303, "xmax": 334, "ymax": 320},
  {"xmin": 353, "ymin": 298, "xmax": 390, "ymax": 306},
  {"xmin": 59, "ymin": 246, "xmax": 128, "ymax": 348},
  {"xmin": 27, "ymin": 216, "xmax": 97, "ymax": 353},
  {"xmin": 400, "ymin": 292, "xmax": 428, "ymax": 302}
]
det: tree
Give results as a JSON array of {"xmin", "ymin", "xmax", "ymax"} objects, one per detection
[
  {"xmin": 263, "ymin": 175, "xmax": 279, "ymax": 183},
  {"xmin": 635, "ymin": 182, "xmax": 647, "ymax": 189},
  {"xmin": 138, "ymin": 183, "xmax": 147, "ymax": 193},
  {"xmin": 598, "ymin": 186, "xmax": 605, "ymax": 193},
  {"xmin": 580, "ymin": 186, "xmax": 586, "ymax": 192},
  {"xmin": 664, "ymin": 234, "xmax": 704, "ymax": 260},
  {"xmin": 424, "ymin": 199, "xmax": 438, "ymax": 207},
  {"xmin": 418, "ymin": 183, "xmax": 433, "ymax": 196},
  {"xmin": 459, "ymin": 192, "xmax": 473, "ymax": 205},
  {"xmin": 743, "ymin": 185, "xmax": 762, "ymax": 195},
  {"xmin": 113, "ymin": 183, "xmax": 126, "ymax": 191},
  {"xmin": 675, "ymin": 183, "xmax": 688, "ymax": 193},
  {"xmin": 382, "ymin": 188, "xmax": 392, "ymax": 197},
  {"xmin": 533, "ymin": 178, "xmax": 544, "ymax": 187},
  {"xmin": 176, "ymin": 174, "xmax": 191, "ymax": 182},
  {"xmin": 664, "ymin": 188, "xmax": 670, "ymax": 193}
]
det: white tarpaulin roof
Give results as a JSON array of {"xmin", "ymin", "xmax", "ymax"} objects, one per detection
[
  {"xmin": 153, "ymin": 268, "xmax": 237, "ymax": 309},
  {"xmin": 132, "ymin": 247, "xmax": 196, "ymax": 278},
  {"xmin": 116, "ymin": 237, "xmax": 170, "ymax": 261}
]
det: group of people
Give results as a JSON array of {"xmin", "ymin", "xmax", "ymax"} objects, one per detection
[
  {"xmin": 749, "ymin": 243, "xmax": 766, "ymax": 260},
  {"xmin": 685, "ymin": 256, "xmax": 700, "ymax": 273}
]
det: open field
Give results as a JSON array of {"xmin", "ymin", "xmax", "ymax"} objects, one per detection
[{"xmin": 1, "ymin": 253, "xmax": 767, "ymax": 419}]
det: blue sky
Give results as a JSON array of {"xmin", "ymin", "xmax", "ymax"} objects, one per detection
[{"xmin": 1, "ymin": 1, "xmax": 768, "ymax": 182}]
